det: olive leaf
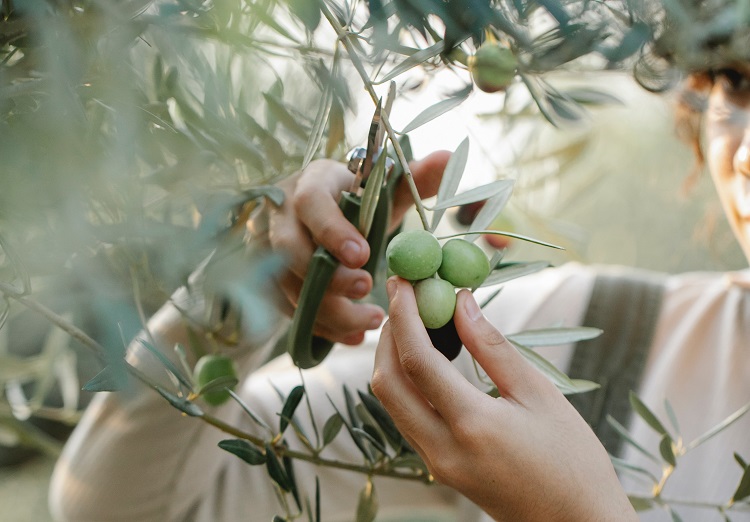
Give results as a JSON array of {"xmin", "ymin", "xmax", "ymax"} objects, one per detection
[
  {"xmin": 609, "ymin": 455, "xmax": 660, "ymax": 484},
  {"xmin": 322, "ymin": 412, "xmax": 344, "ymax": 447},
  {"xmin": 664, "ymin": 398, "xmax": 681, "ymax": 438},
  {"xmin": 283, "ymin": 454, "xmax": 302, "ymax": 511},
  {"xmin": 81, "ymin": 364, "xmax": 126, "ymax": 392},
  {"xmin": 279, "ymin": 385, "xmax": 305, "ymax": 435},
  {"xmin": 196, "ymin": 375, "xmax": 239, "ymax": 399},
  {"xmin": 687, "ymin": 401, "xmax": 750, "ymax": 451},
  {"xmin": 265, "ymin": 443, "xmax": 292, "ymax": 492},
  {"xmin": 628, "ymin": 496, "xmax": 655, "ymax": 511},
  {"xmin": 430, "ymin": 137, "xmax": 470, "ymax": 232},
  {"xmin": 480, "ymin": 261, "xmax": 551, "ymax": 288},
  {"xmin": 465, "ymin": 184, "xmax": 515, "ymax": 241},
  {"xmin": 507, "ymin": 327, "xmax": 603, "ymax": 347},
  {"xmin": 732, "ymin": 464, "xmax": 750, "ymax": 503},
  {"xmin": 630, "ymin": 391, "xmax": 669, "ymax": 437},
  {"xmin": 427, "ymin": 180, "xmax": 515, "ymax": 212},
  {"xmin": 400, "ymin": 84, "xmax": 472, "ymax": 134},
  {"xmin": 356, "ymin": 479, "xmax": 378, "ymax": 522},
  {"xmin": 359, "ymin": 146, "xmax": 388, "ymax": 237},
  {"xmin": 138, "ymin": 339, "xmax": 193, "ymax": 390},
  {"xmin": 153, "ymin": 386, "xmax": 204, "ymax": 417},
  {"xmin": 218, "ymin": 439, "xmax": 267, "ymax": 465},
  {"xmin": 513, "ymin": 342, "xmax": 599, "ymax": 395},
  {"xmin": 659, "ymin": 434, "xmax": 677, "ymax": 467},
  {"xmin": 228, "ymin": 389, "xmax": 273, "ymax": 433},
  {"xmin": 735, "ymin": 453, "xmax": 748, "ymax": 470},
  {"xmin": 375, "ymin": 41, "xmax": 446, "ymax": 85},
  {"xmin": 302, "ymin": 58, "xmax": 337, "ymax": 170},
  {"xmin": 606, "ymin": 414, "xmax": 660, "ymax": 464},
  {"xmin": 358, "ymin": 390, "xmax": 405, "ymax": 454}
]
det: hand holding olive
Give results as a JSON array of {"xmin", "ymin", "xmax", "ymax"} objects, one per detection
[{"xmin": 258, "ymin": 153, "xmax": 451, "ymax": 345}]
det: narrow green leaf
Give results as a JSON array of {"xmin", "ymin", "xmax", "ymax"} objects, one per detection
[
  {"xmin": 218, "ymin": 439, "xmax": 267, "ymax": 465},
  {"xmin": 242, "ymin": 186, "xmax": 286, "ymax": 207},
  {"xmin": 265, "ymin": 443, "xmax": 291, "ymax": 492},
  {"xmin": 196, "ymin": 375, "xmax": 238, "ymax": 397},
  {"xmin": 375, "ymin": 41, "xmax": 445, "ymax": 84},
  {"xmin": 322, "ymin": 413, "xmax": 344, "ymax": 446},
  {"xmin": 430, "ymin": 137, "xmax": 470, "ymax": 232},
  {"xmin": 262, "ymin": 92, "xmax": 309, "ymax": 140},
  {"xmin": 400, "ymin": 86, "xmax": 472, "ymax": 134},
  {"xmin": 153, "ymin": 386, "xmax": 203, "ymax": 417},
  {"xmin": 664, "ymin": 398, "xmax": 681, "ymax": 437},
  {"xmin": 138, "ymin": 339, "xmax": 193, "ymax": 390},
  {"xmin": 735, "ymin": 452, "xmax": 748, "ymax": 470},
  {"xmin": 563, "ymin": 379, "xmax": 602, "ymax": 395},
  {"xmin": 687, "ymin": 401, "xmax": 750, "ymax": 451},
  {"xmin": 315, "ymin": 476, "xmax": 321, "ymax": 522},
  {"xmin": 513, "ymin": 343, "xmax": 590, "ymax": 395},
  {"xmin": 82, "ymin": 365, "xmax": 125, "ymax": 392},
  {"xmin": 228, "ymin": 389, "xmax": 272, "ymax": 433},
  {"xmin": 564, "ymin": 88, "xmax": 622, "ymax": 106},
  {"xmin": 628, "ymin": 495, "xmax": 655, "ymax": 511},
  {"xmin": 283, "ymin": 454, "xmax": 301, "ymax": 511},
  {"xmin": 659, "ymin": 434, "xmax": 676, "ymax": 467},
  {"xmin": 302, "ymin": 60, "xmax": 336, "ymax": 169},
  {"xmin": 327, "ymin": 394, "xmax": 373, "ymax": 462},
  {"xmin": 610, "ymin": 455, "xmax": 659, "ymax": 484},
  {"xmin": 279, "ymin": 385, "xmax": 305, "ymax": 435},
  {"xmin": 356, "ymin": 479, "xmax": 378, "ymax": 522},
  {"xmin": 359, "ymin": 148, "xmax": 388, "ymax": 237},
  {"xmin": 606, "ymin": 415, "xmax": 660, "ymax": 464},
  {"xmin": 358, "ymin": 391, "xmax": 404, "ymax": 453},
  {"xmin": 353, "ymin": 427, "xmax": 388, "ymax": 456},
  {"xmin": 546, "ymin": 92, "xmax": 583, "ymax": 122},
  {"xmin": 507, "ymin": 327, "xmax": 602, "ymax": 347},
  {"xmin": 427, "ymin": 180, "xmax": 515, "ymax": 212},
  {"xmin": 464, "ymin": 182, "xmax": 513, "ymax": 241},
  {"xmin": 343, "ymin": 385, "xmax": 362, "ymax": 429},
  {"xmin": 630, "ymin": 392, "xmax": 669, "ymax": 437},
  {"xmin": 668, "ymin": 507, "xmax": 684, "ymax": 522},
  {"xmin": 480, "ymin": 261, "xmax": 550, "ymax": 287},
  {"xmin": 732, "ymin": 462, "xmax": 750, "ymax": 502}
]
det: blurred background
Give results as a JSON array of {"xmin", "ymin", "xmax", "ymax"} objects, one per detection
[{"xmin": 1, "ymin": 1, "xmax": 746, "ymax": 520}]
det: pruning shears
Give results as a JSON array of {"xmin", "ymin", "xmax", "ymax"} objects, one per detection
[{"xmin": 288, "ymin": 85, "xmax": 411, "ymax": 369}]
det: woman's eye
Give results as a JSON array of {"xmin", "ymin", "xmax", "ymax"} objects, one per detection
[{"xmin": 715, "ymin": 68, "xmax": 750, "ymax": 94}]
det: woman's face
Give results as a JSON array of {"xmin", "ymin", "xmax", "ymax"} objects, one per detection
[{"xmin": 704, "ymin": 66, "xmax": 750, "ymax": 264}]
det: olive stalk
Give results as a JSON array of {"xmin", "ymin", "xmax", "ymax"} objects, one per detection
[
  {"xmin": 0, "ymin": 281, "xmax": 432, "ymax": 484},
  {"xmin": 320, "ymin": 3, "xmax": 430, "ymax": 231}
]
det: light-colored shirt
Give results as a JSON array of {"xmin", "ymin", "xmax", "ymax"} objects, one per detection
[{"xmin": 48, "ymin": 262, "xmax": 750, "ymax": 521}]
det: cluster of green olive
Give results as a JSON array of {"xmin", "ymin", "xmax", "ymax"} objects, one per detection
[{"xmin": 386, "ymin": 229, "xmax": 490, "ymax": 329}]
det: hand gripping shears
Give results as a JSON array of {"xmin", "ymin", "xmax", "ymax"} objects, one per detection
[{"xmin": 287, "ymin": 86, "xmax": 412, "ymax": 369}]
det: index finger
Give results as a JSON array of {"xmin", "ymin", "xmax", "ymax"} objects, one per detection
[
  {"xmin": 293, "ymin": 160, "xmax": 370, "ymax": 268},
  {"xmin": 386, "ymin": 277, "xmax": 481, "ymax": 420}
]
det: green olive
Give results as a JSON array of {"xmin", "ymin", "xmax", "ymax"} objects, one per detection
[
  {"xmin": 414, "ymin": 278, "xmax": 456, "ymax": 329},
  {"xmin": 386, "ymin": 229, "xmax": 442, "ymax": 281},
  {"xmin": 469, "ymin": 44, "xmax": 518, "ymax": 93},
  {"xmin": 438, "ymin": 238, "xmax": 490, "ymax": 288},
  {"xmin": 193, "ymin": 354, "xmax": 238, "ymax": 406}
]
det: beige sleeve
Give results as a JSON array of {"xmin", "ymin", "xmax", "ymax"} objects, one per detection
[{"xmin": 48, "ymin": 263, "xmax": 596, "ymax": 522}]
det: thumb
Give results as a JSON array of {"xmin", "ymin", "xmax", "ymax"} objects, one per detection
[
  {"xmin": 391, "ymin": 151, "xmax": 451, "ymax": 227},
  {"xmin": 453, "ymin": 289, "xmax": 554, "ymax": 402}
]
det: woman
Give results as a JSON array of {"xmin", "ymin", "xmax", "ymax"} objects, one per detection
[{"xmin": 372, "ymin": 67, "xmax": 750, "ymax": 520}]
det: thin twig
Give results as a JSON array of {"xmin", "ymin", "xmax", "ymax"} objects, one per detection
[{"xmin": 320, "ymin": 3, "xmax": 430, "ymax": 230}]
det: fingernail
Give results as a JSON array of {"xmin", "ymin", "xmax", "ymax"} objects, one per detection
[
  {"xmin": 351, "ymin": 279, "xmax": 369, "ymax": 298},
  {"xmin": 464, "ymin": 293, "xmax": 483, "ymax": 321},
  {"xmin": 386, "ymin": 277, "xmax": 397, "ymax": 301},
  {"xmin": 368, "ymin": 313, "xmax": 384, "ymax": 329},
  {"xmin": 340, "ymin": 240, "xmax": 363, "ymax": 265}
]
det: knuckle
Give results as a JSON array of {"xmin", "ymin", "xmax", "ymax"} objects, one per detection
[{"xmin": 398, "ymin": 344, "xmax": 429, "ymax": 377}]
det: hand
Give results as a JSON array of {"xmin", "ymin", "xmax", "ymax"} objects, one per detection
[
  {"xmin": 263, "ymin": 152, "xmax": 450, "ymax": 345},
  {"xmin": 371, "ymin": 277, "xmax": 637, "ymax": 522}
]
